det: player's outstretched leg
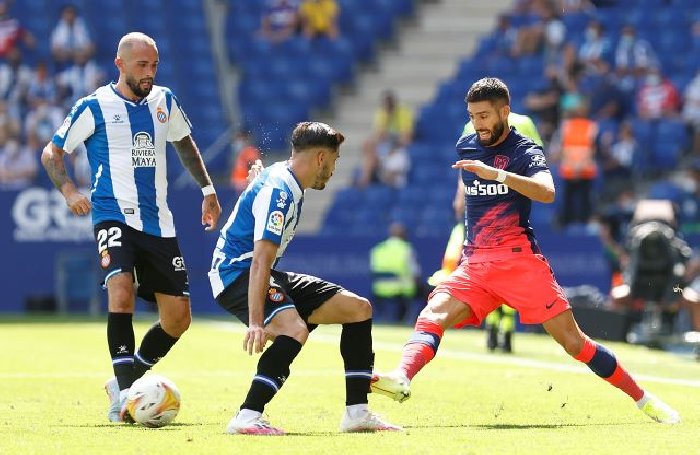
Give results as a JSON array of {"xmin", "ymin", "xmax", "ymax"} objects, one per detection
[
  {"xmin": 372, "ymin": 293, "xmax": 470, "ymax": 403},
  {"xmin": 226, "ymin": 335, "xmax": 302, "ymax": 435},
  {"xmin": 544, "ymin": 310, "xmax": 680, "ymax": 424},
  {"xmin": 371, "ymin": 317, "xmax": 442, "ymax": 403},
  {"xmin": 339, "ymin": 318, "xmax": 401, "ymax": 432}
]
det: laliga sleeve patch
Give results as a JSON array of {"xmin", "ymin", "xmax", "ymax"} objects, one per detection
[{"xmin": 266, "ymin": 210, "xmax": 284, "ymax": 236}]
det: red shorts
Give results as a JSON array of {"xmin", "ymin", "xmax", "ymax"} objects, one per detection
[{"xmin": 430, "ymin": 254, "xmax": 570, "ymax": 327}]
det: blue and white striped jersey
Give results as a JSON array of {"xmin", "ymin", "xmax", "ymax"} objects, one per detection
[
  {"xmin": 209, "ymin": 161, "xmax": 304, "ymax": 298},
  {"xmin": 51, "ymin": 83, "xmax": 192, "ymax": 237}
]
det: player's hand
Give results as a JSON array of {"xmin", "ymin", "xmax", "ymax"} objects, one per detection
[
  {"xmin": 243, "ymin": 325, "xmax": 267, "ymax": 355},
  {"xmin": 202, "ymin": 194, "xmax": 221, "ymax": 231},
  {"xmin": 64, "ymin": 189, "xmax": 91, "ymax": 216},
  {"xmin": 247, "ymin": 159, "xmax": 263, "ymax": 185},
  {"xmin": 452, "ymin": 159, "xmax": 499, "ymax": 181}
]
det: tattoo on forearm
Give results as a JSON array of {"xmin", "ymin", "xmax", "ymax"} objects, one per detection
[
  {"xmin": 173, "ymin": 136, "xmax": 211, "ymax": 188},
  {"xmin": 41, "ymin": 151, "xmax": 72, "ymax": 191}
]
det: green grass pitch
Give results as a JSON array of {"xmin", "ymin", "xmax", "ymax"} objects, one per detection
[{"xmin": 1, "ymin": 317, "xmax": 698, "ymax": 454}]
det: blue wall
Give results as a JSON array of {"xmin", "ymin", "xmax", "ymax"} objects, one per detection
[{"xmin": 0, "ymin": 188, "xmax": 612, "ymax": 314}]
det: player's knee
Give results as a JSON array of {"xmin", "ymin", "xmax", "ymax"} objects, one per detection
[
  {"xmin": 559, "ymin": 333, "xmax": 584, "ymax": 357},
  {"xmin": 170, "ymin": 311, "xmax": 191, "ymax": 337},
  {"xmin": 282, "ymin": 320, "xmax": 309, "ymax": 345},
  {"xmin": 107, "ymin": 282, "xmax": 135, "ymax": 312},
  {"xmin": 349, "ymin": 296, "xmax": 372, "ymax": 321}
]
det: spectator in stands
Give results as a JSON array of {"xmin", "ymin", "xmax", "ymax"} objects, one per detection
[
  {"xmin": 0, "ymin": 138, "xmax": 37, "ymax": 189},
  {"xmin": 574, "ymin": 19, "xmax": 612, "ymax": 74},
  {"xmin": 379, "ymin": 144, "xmax": 410, "ymax": 188},
  {"xmin": 682, "ymin": 69, "xmax": 700, "ymax": 156},
  {"xmin": 259, "ymin": 0, "xmax": 299, "ymax": 43},
  {"xmin": 0, "ymin": 48, "xmax": 32, "ymax": 118},
  {"xmin": 57, "ymin": 53, "xmax": 104, "ymax": 108},
  {"xmin": 552, "ymin": 100, "xmax": 598, "ymax": 226},
  {"xmin": 583, "ymin": 61, "xmax": 626, "ymax": 122},
  {"xmin": 369, "ymin": 222, "xmax": 420, "ymax": 323},
  {"xmin": 524, "ymin": 64, "xmax": 564, "ymax": 144},
  {"xmin": 0, "ymin": 1, "xmax": 35, "ymax": 59},
  {"xmin": 25, "ymin": 100, "xmax": 63, "ymax": 145},
  {"xmin": 598, "ymin": 120, "xmax": 637, "ymax": 202},
  {"xmin": 677, "ymin": 158, "xmax": 700, "ymax": 234},
  {"xmin": 636, "ymin": 67, "xmax": 680, "ymax": 120},
  {"xmin": 358, "ymin": 90, "xmax": 414, "ymax": 187},
  {"xmin": 229, "ymin": 130, "xmax": 262, "ymax": 193},
  {"xmin": 27, "ymin": 61, "xmax": 57, "ymax": 109},
  {"xmin": 298, "ymin": 0, "xmax": 339, "ymax": 41},
  {"xmin": 598, "ymin": 188, "xmax": 636, "ymax": 290},
  {"xmin": 614, "ymin": 25, "xmax": 657, "ymax": 91},
  {"xmin": 50, "ymin": 5, "xmax": 95, "ymax": 69},
  {"xmin": 0, "ymin": 100, "xmax": 20, "ymax": 146},
  {"xmin": 514, "ymin": 0, "xmax": 565, "ymax": 61},
  {"xmin": 493, "ymin": 14, "xmax": 519, "ymax": 57}
]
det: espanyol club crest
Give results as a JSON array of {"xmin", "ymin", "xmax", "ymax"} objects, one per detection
[
  {"xmin": 100, "ymin": 250, "xmax": 111, "ymax": 269},
  {"xmin": 156, "ymin": 107, "xmax": 167, "ymax": 123},
  {"xmin": 268, "ymin": 287, "xmax": 285, "ymax": 302},
  {"xmin": 494, "ymin": 155, "xmax": 509, "ymax": 170}
]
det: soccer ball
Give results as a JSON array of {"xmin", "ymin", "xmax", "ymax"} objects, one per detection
[{"xmin": 125, "ymin": 375, "xmax": 181, "ymax": 428}]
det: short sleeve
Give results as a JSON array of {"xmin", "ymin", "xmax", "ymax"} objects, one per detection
[
  {"xmin": 518, "ymin": 145, "xmax": 550, "ymax": 177},
  {"xmin": 52, "ymin": 97, "xmax": 95, "ymax": 154},
  {"xmin": 166, "ymin": 92, "xmax": 192, "ymax": 142},
  {"xmin": 251, "ymin": 186, "xmax": 293, "ymax": 245}
]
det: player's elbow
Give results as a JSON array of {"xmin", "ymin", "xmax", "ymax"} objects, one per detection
[
  {"xmin": 40, "ymin": 144, "xmax": 53, "ymax": 167},
  {"xmin": 539, "ymin": 186, "xmax": 556, "ymax": 204}
]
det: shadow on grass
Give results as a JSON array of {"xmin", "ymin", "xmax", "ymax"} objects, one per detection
[
  {"xmin": 58, "ymin": 422, "xmax": 210, "ymax": 429},
  {"xmin": 405, "ymin": 422, "xmax": 643, "ymax": 430}
]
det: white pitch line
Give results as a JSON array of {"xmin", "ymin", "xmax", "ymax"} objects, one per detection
[{"xmin": 209, "ymin": 321, "xmax": 700, "ymax": 388}]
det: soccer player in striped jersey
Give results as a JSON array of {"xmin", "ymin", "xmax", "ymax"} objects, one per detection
[
  {"xmin": 209, "ymin": 122, "xmax": 403, "ymax": 435},
  {"xmin": 41, "ymin": 32, "xmax": 221, "ymax": 423},
  {"xmin": 372, "ymin": 77, "xmax": 680, "ymax": 424}
]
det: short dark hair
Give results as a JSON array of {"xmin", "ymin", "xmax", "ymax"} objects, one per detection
[
  {"xmin": 291, "ymin": 122, "xmax": 345, "ymax": 152},
  {"xmin": 465, "ymin": 77, "xmax": 510, "ymax": 105}
]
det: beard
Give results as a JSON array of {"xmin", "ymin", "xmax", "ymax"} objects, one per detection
[
  {"xmin": 476, "ymin": 119, "xmax": 506, "ymax": 146},
  {"xmin": 311, "ymin": 164, "xmax": 333, "ymax": 190},
  {"xmin": 126, "ymin": 74, "xmax": 153, "ymax": 98}
]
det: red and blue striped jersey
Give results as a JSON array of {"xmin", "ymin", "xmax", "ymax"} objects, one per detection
[{"xmin": 457, "ymin": 127, "xmax": 550, "ymax": 262}]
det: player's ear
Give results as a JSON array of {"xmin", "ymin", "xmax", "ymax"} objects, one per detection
[
  {"xmin": 501, "ymin": 102, "xmax": 511, "ymax": 119},
  {"xmin": 114, "ymin": 56, "xmax": 123, "ymax": 72}
]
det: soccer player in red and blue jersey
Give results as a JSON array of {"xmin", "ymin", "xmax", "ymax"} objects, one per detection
[{"xmin": 371, "ymin": 77, "xmax": 680, "ymax": 424}]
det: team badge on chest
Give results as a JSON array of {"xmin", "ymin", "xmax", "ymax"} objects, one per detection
[{"xmin": 156, "ymin": 107, "xmax": 167, "ymax": 123}]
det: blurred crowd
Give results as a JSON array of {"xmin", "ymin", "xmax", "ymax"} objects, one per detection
[{"xmin": 0, "ymin": 3, "xmax": 104, "ymax": 190}]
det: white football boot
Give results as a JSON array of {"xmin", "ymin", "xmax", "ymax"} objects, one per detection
[
  {"xmin": 226, "ymin": 409, "xmax": 285, "ymax": 436},
  {"xmin": 339, "ymin": 408, "xmax": 402, "ymax": 433},
  {"xmin": 370, "ymin": 371, "xmax": 411, "ymax": 403},
  {"xmin": 637, "ymin": 392, "xmax": 681, "ymax": 424},
  {"xmin": 104, "ymin": 378, "xmax": 131, "ymax": 423}
]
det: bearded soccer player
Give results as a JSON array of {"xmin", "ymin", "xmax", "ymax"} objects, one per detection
[
  {"xmin": 209, "ymin": 122, "xmax": 403, "ymax": 435},
  {"xmin": 371, "ymin": 77, "xmax": 680, "ymax": 424},
  {"xmin": 41, "ymin": 32, "xmax": 222, "ymax": 423}
]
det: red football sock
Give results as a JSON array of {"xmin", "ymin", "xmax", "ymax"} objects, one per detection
[
  {"xmin": 398, "ymin": 318, "xmax": 444, "ymax": 380},
  {"xmin": 575, "ymin": 337, "xmax": 644, "ymax": 402}
]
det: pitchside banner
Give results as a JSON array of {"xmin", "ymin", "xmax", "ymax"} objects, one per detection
[{"xmin": 0, "ymin": 188, "xmax": 614, "ymax": 313}]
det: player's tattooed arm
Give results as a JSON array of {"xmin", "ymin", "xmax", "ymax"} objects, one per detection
[
  {"xmin": 173, "ymin": 135, "xmax": 212, "ymax": 188},
  {"xmin": 41, "ymin": 142, "xmax": 91, "ymax": 216},
  {"xmin": 41, "ymin": 142, "xmax": 73, "ymax": 192}
]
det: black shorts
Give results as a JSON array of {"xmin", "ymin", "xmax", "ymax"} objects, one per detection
[
  {"xmin": 94, "ymin": 221, "xmax": 190, "ymax": 302},
  {"xmin": 216, "ymin": 269, "xmax": 344, "ymax": 329}
]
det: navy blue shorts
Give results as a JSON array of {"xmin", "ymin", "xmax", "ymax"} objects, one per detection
[
  {"xmin": 94, "ymin": 221, "xmax": 189, "ymax": 302},
  {"xmin": 216, "ymin": 269, "xmax": 343, "ymax": 329}
]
